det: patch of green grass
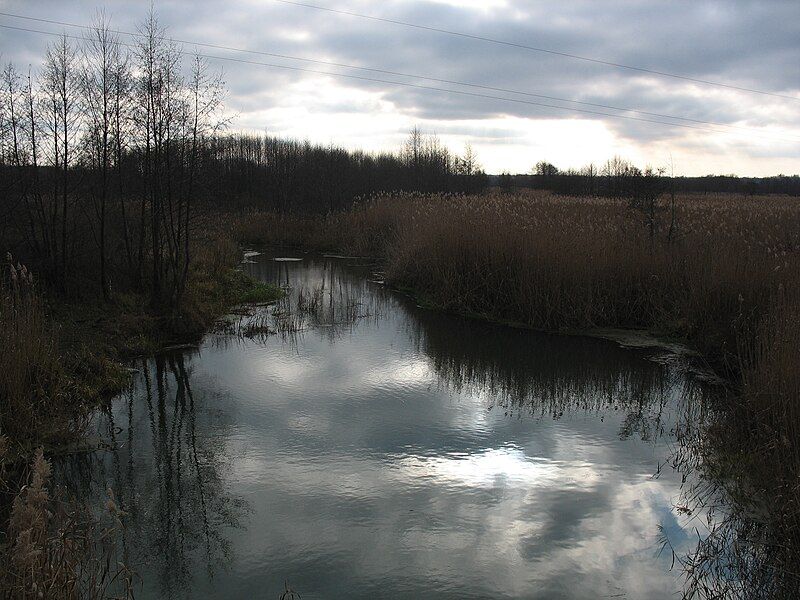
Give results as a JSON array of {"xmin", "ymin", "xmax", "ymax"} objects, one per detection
[
  {"xmin": 65, "ymin": 345, "xmax": 132, "ymax": 402},
  {"xmin": 237, "ymin": 280, "xmax": 283, "ymax": 304},
  {"xmin": 224, "ymin": 269, "xmax": 283, "ymax": 305}
]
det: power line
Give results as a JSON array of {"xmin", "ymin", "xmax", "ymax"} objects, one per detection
[
  {"xmin": 2, "ymin": 22, "xmax": 798, "ymax": 145},
  {"xmin": 271, "ymin": 0, "xmax": 800, "ymax": 103},
  {"xmin": 1, "ymin": 11, "xmax": 797, "ymax": 142}
]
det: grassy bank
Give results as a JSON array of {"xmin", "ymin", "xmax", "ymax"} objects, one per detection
[
  {"xmin": 235, "ymin": 189, "xmax": 800, "ymax": 590},
  {"xmin": 1, "ymin": 240, "xmax": 281, "ymax": 459},
  {"xmin": 237, "ymin": 191, "xmax": 797, "ymax": 359}
]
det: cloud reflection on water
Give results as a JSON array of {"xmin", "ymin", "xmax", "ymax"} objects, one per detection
[{"xmin": 59, "ymin": 255, "xmax": 712, "ymax": 599}]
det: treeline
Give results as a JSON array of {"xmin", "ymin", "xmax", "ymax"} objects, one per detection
[
  {"xmin": 0, "ymin": 10, "xmax": 487, "ymax": 309},
  {"xmin": 494, "ymin": 159, "xmax": 800, "ymax": 196},
  {"xmin": 203, "ymin": 130, "xmax": 488, "ymax": 213}
]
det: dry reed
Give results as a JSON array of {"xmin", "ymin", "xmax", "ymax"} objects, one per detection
[
  {"xmin": 0, "ymin": 254, "xmax": 82, "ymax": 450},
  {"xmin": 0, "ymin": 447, "xmax": 134, "ymax": 599}
]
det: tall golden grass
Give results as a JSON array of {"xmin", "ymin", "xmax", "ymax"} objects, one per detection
[
  {"xmin": 236, "ymin": 190, "xmax": 797, "ymax": 356},
  {"xmin": 0, "ymin": 447, "xmax": 134, "ymax": 599},
  {"xmin": 0, "ymin": 254, "xmax": 81, "ymax": 450},
  {"xmin": 235, "ymin": 189, "xmax": 800, "ymax": 587}
]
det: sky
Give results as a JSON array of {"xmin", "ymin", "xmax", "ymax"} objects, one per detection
[{"xmin": 1, "ymin": 0, "xmax": 799, "ymax": 176}]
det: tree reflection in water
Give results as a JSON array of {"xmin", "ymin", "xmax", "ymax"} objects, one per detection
[
  {"xmin": 56, "ymin": 351, "xmax": 246, "ymax": 599},
  {"xmin": 663, "ymin": 386, "xmax": 800, "ymax": 599},
  {"xmin": 411, "ymin": 297, "xmax": 798, "ymax": 597}
]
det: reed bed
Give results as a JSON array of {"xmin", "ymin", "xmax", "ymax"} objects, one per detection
[
  {"xmin": 0, "ymin": 254, "xmax": 81, "ymax": 451},
  {"xmin": 1, "ymin": 257, "xmax": 134, "ymax": 599},
  {"xmin": 237, "ymin": 190, "xmax": 797, "ymax": 357},
  {"xmin": 388, "ymin": 192, "xmax": 794, "ymax": 350}
]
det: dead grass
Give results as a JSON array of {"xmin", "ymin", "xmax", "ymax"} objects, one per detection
[
  {"xmin": 0, "ymin": 257, "xmax": 135, "ymax": 598},
  {"xmin": 0, "ymin": 447, "xmax": 134, "ymax": 599},
  {"xmin": 0, "ymin": 255, "xmax": 82, "ymax": 451},
  {"xmin": 237, "ymin": 190, "xmax": 796, "ymax": 360}
]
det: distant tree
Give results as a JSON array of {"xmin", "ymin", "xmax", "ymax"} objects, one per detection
[
  {"xmin": 402, "ymin": 126, "xmax": 422, "ymax": 173},
  {"xmin": 580, "ymin": 162, "xmax": 598, "ymax": 195},
  {"xmin": 534, "ymin": 161, "xmax": 559, "ymax": 177},
  {"xmin": 628, "ymin": 166, "xmax": 666, "ymax": 243},
  {"xmin": 459, "ymin": 142, "xmax": 479, "ymax": 176},
  {"xmin": 602, "ymin": 156, "xmax": 640, "ymax": 198},
  {"xmin": 499, "ymin": 171, "xmax": 514, "ymax": 193}
]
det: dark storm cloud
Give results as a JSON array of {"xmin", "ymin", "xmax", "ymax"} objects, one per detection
[{"xmin": 1, "ymin": 0, "xmax": 798, "ymax": 167}]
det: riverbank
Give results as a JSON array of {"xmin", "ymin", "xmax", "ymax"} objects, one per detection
[
  {"xmin": 234, "ymin": 189, "xmax": 800, "ymax": 593},
  {"xmin": 0, "ymin": 244, "xmax": 282, "ymax": 597},
  {"xmin": 235, "ymin": 191, "xmax": 796, "ymax": 367},
  {"xmin": 2, "ymin": 253, "xmax": 282, "ymax": 462}
]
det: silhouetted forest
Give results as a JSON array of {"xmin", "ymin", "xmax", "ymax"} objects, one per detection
[
  {"xmin": 496, "ymin": 158, "xmax": 800, "ymax": 196},
  {"xmin": 202, "ymin": 130, "xmax": 488, "ymax": 213}
]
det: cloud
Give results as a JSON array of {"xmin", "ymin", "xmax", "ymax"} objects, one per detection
[{"xmin": 1, "ymin": 0, "xmax": 798, "ymax": 174}]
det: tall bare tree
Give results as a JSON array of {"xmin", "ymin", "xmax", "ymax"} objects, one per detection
[
  {"xmin": 82, "ymin": 11, "xmax": 121, "ymax": 300},
  {"xmin": 173, "ymin": 53, "xmax": 225, "ymax": 308},
  {"xmin": 134, "ymin": 9, "xmax": 175, "ymax": 306},
  {"xmin": 41, "ymin": 34, "xmax": 81, "ymax": 289}
]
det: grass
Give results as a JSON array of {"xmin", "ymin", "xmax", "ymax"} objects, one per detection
[
  {"xmin": 233, "ymin": 189, "xmax": 800, "ymax": 594},
  {"xmin": 0, "ymin": 257, "xmax": 83, "ymax": 455},
  {"xmin": 234, "ymin": 190, "xmax": 796, "ymax": 362},
  {"xmin": 232, "ymin": 276, "xmax": 283, "ymax": 305},
  {"xmin": 0, "ymin": 446, "xmax": 134, "ymax": 599}
]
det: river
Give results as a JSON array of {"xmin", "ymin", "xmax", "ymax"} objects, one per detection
[{"xmin": 56, "ymin": 252, "xmax": 725, "ymax": 599}]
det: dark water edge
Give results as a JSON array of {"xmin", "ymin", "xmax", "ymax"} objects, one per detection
[{"xmin": 51, "ymin": 252, "xmax": 771, "ymax": 599}]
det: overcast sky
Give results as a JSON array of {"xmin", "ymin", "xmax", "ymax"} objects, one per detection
[{"xmin": 1, "ymin": 0, "xmax": 799, "ymax": 175}]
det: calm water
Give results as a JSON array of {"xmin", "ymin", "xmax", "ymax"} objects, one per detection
[{"xmin": 59, "ymin": 253, "xmax": 714, "ymax": 599}]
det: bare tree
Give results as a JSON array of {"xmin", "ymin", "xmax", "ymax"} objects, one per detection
[
  {"xmin": 82, "ymin": 11, "xmax": 121, "ymax": 300},
  {"xmin": 41, "ymin": 34, "xmax": 81, "ymax": 289},
  {"xmin": 666, "ymin": 155, "xmax": 678, "ymax": 243},
  {"xmin": 534, "ymin": 161, "xmax": 559, "ymax": 177},
  {"xmin": 403, "ymin": 126, "xmax": 422, "ymax": 176},
  {"xmin": 23, "ymin": 68, "xmax": 49, "ymax": 258},
  {"xmin": 134, "ymin": 9, "xmax": 178, "ymax": 307},
  {"xmin": 460, "ymin": 142, "xmax": 478, "ymax": 176},
  {"xmin": 1, "ymin": 63, "xmax": 27, "ymax": 226},
  {"xmin": 174, "ymin": 53, "xmax": 225, "ymax": 308},
  {"xmin": 110, "ymin": 34, "xmax": 134, "ymax": 278}
]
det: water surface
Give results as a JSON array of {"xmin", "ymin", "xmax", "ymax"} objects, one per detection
[{"xmin": 61, "ymin": 253, "xmax": 712, "ymax": 599}]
